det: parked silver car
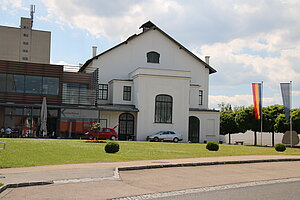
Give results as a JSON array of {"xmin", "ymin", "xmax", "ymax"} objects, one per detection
[{"xmin": 146, "ymin": 131, "xmax": 183, "ymax": 143}]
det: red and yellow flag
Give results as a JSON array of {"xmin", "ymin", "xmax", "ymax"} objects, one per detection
[{"xmin": 252, "ymin": 83, "xmax": 262, "ymax": 120}]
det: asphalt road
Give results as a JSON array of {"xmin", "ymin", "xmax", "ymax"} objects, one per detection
[
  {"xmin": 1, "ymin": 161, "xmax": 300, "ymax": 199},
  {"xmin": 155, "ymin": 180, "xmax": 300, "ymax": 200}
]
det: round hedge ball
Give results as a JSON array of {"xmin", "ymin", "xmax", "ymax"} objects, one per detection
[
  {"xmin": 275, "ymin": 143, "xmax": 286, "ymax": 152},
  {"xmin": 105, "ymin": 141, "xmax": 120, "ymax": 153},
  {"xmin": 206, "ymin": 141, "xmax": 219, "ymax": 151}
]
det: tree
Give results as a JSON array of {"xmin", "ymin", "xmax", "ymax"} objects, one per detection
[
  {"xmin": 220, "ymin": 110, "xmax": 240, "ymax": 144},
  {"xmin": 218, "ymin": 102, "xmax": 232, "ymax": 112},
  {"xmin": 263, "ymin": 105, "xmax": 284, "ymax": 146},
  {"xmin": 274, "ymin": 108, "xmax": 300, "ymax": 134},
  {"xmin": 235, "ymin": 106, "xmax": 260, "ymax": 146},
  {"xmin": 274, "ymin": 114, "xmax": 289, "ymax": 133},
  {"xmin": 292, "ymin": 109, "xmax": 300, "ymax": 134}
]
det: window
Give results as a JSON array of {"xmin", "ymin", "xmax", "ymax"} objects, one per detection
[
  {"xmin": 22, "ymin": 49, "xmax": 28, "ymax": 53},
  {"xmin": 1, "ymin": 74, "xmax": 59, "ymax": 95},
  {"xmin": 147, "ymin": 51, "xmax": 160, "ymax": 63},
  {"xmin": 123, "ymin": 86, "xmax": 131, "ymax": 101},
  {"xmin": 62, "ymin": 83, "xmax": 90, "ymax": 105},
  {"xmin": 7, "ymin": 74, "xmax": 24, "ymax": 93},
  {"xmin": 199, "ymin": 90, "xmax": 203, "ymax": 105},
  {"xmin": 22, "ymin": 57, "xmax": 28, "ymax": 60},
  {"xmin": 43, "ymin": 77, "xmax": 59, "ymax": 95},
  {"xmin": 23, "ymin": 34, "xmax": 29, "ymax": 37},
  {"xmin": 0, "ymin": 73, "xmax": 6, "ymax": 92},
  {"xmin": 23, "ymin": 42, "xmax": 29, "ymax": 45},
  {"xmin": 25, "ymin": 75, "xmax": 42, "ymax": 94},
  {"xmin": 155, "ymin": 94, "xmax": 172, "ymax": 123},
  {"xmin": 99, "ymin": 84, "xmax": 108, "ymax": 100},
  {"xmin": 79, "ymin": 84, "xmax": 88, "ymax": 104},
  {"xmin": 62, "ymin": 83, "xmax": 79, "ymax": 104}
]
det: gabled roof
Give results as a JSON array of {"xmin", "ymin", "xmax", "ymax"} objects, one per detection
[{"xmin": 79, "ymin": 21, "xmax": 217, "ymax": 74}]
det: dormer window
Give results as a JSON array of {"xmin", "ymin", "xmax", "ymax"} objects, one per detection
[{"xmin": 147, "ymin": 51, "xmax": 160, "ymax": 63}]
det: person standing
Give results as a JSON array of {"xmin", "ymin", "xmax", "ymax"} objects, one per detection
[{"xmin": 5, "ymin": 127, "xmax": 12, "ymax": 138}]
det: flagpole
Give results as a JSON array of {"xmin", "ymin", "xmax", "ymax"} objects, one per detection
[
  {"xmin": 290, "ymin": 81, "xmax": 293, "ymax": 147},
  {"xmin": 261, "ymin": 81, "xmax": 263, "ymax": 146}
]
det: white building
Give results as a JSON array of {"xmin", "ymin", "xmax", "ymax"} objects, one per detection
[{"xmin": 80, "ymin": 21, "xmax": 220, "ymax": 143}]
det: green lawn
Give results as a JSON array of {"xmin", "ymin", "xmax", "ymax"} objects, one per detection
[{"xmin": 0, "ymin": 138, "xmax": 300, "ymax": 168}]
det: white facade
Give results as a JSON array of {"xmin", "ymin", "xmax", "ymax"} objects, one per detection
[{"xmin": 81, "ymin": 21, "xmax": 220, "ymax": 143}]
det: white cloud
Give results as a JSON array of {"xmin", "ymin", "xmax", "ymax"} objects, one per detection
[
  {"xmin": 41, "ymin": 0, "xmax": 184, "ymax": 40},
  {"xmin": 233, "ymin": 3, "xmax": 261, "ymax": 14},
  {"xmin": 0, "ymin": 0, "xmax": 27, "ymax": 12},
  {"xmin": 199, "ymin": 30, "xmax": 300, "ymax": 89},
  {"xmin": 293, "ymin": 90, "xmax": 300, "ymax": 97}
]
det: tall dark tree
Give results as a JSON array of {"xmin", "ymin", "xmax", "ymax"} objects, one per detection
[
  {"xmin": 274, "ymin": 108, "xmax": 300, "ymax": 134},
  {"xmin": 292, "ymin": 109, "xmax": 300, "ymax": 134},
  {"xmin": 263, "ymin": 105, "xmax": 284, "ymax": 146},
  {"xmin": 220, "ymin": 110, "xmax": 242, "ymax": 144},
  {"xmin": 235, "ymin": 106, "xmax": 260, "ymax": 146},
  {"xmin": 274, "ymin": 114, "xmax": 289, "ymax": 133}
]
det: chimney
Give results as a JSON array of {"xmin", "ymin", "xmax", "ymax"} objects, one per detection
[
  {"xmin": 205, "ymin": 56, "xmax": 210, "ymax": 65},
  {"xmin": 92, "ymin": 46, "xmax": 97, "ymax": 57}
]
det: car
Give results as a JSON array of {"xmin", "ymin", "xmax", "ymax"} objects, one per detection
[
  {"xmin": 146, "ymin": 131, "xmax": 183, "ymax": 143},
  {"xmin": 84, "ymin": 128, "xmax": 118, "ymax": 140}
]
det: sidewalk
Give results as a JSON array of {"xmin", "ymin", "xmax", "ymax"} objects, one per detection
[{"xmin": 1, "ymin": 155, "xmax": 300, "ymax": 189}]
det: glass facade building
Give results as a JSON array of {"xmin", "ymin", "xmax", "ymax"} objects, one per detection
[{"xmin": 0, "ymin": 60, "xmax": 98, "ymax": 139}]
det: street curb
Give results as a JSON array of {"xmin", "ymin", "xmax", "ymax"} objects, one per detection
[
  {"xmin": 1, "ymin": 158, "xmax": 300, "ymax": 194},
  {"xmin": 118, "ymin": 158, "xmax": 300, "ymax": 171},
  {"xmin": 0, "ymin": 181, "xmax": 52, "ymax": 194}
]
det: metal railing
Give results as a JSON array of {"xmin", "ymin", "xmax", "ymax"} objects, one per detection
[{"xmin": 62, "ymin": 90, "xmax": 96, "ymax": 105}]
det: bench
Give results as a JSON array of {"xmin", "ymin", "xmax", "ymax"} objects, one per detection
[
  {"xmin": 0, "ymin": 142, "xmax": 5, "ymax": 150},
  {"xmin": 235, "ymin": 141, "xmax": 244, "ymax": 145}
]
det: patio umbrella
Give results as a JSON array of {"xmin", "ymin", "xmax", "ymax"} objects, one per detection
[{"xmin": 40, "ymin": 97, "xmax": 47, "ymax": 137}]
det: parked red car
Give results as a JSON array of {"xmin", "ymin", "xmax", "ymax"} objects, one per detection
[{"xmin": 84, "ymin": 128, "xmax": 118, "ymax": 140}]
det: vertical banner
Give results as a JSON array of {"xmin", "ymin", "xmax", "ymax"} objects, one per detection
[
  {"xmin": 252, "ymin": 83, "xmax": 262, "ymax": 120},
  {"xmin": 280, "ymin": 83, "xmax": 291, "ymax": 121}
]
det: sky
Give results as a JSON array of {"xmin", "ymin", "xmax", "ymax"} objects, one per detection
[{"xmin": 1, "ymin": 0, "xmax": 299, "ymax": 109}]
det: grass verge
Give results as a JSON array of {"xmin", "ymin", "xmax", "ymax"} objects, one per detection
[{"xmin": 0, "ymin": 138, "xmax": 299, "ymax": 168}]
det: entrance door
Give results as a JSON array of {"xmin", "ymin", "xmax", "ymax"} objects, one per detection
[
  {"xmin": 188, "ymin": 116, "xmax": 200, "ymax": 143},
  {"xmin": 118, "ymin": 113, "xmax": 134, "ymax": 140}
]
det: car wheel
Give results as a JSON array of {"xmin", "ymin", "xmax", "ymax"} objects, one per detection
[
  {"xmin": 110, "ymin": 135, "xmax": 116, "ymax": 140},
  {"xmin": 89, "ymin": 135, "xmax": 94, "ymax": 140},
  {"xmin": 154, "ymin": 137, "xmax": 159, "ymax": 142},
  {"xmin": 173, "ymin": 137, "xmax": 179, "ymax": 143}
]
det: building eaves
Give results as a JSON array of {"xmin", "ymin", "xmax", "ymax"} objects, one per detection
[
  {"xmin": 189, "ymin": 108, "xmax": 219, "ymax": 112},
  {"xmin": 97, "ymin": 104, "xmax": 139, "ymax": 112}
]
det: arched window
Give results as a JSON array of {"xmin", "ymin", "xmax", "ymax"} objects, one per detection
[
  {"xmin": 155, "ymin": 94, "xmax": 172, "ymax": 123},
  {"xmin": 147, "ymin": 51, "xmax": 160, "ymax": 63}
]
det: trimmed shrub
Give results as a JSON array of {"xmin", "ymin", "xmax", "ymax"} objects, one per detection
[
  {"xmin": 105, "ymin": 141, "xmax": 120, "ymax": 153},
  {"xmin": 206, "ymin": 141, "xmax": 219, "ymax": 151},
  {"xmin": 275, "ymin": 143, "xmax": 286, "ymax": 152}
]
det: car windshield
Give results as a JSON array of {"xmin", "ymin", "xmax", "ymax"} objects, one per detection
[{"xmin": 155, "ymin": 131, "xmax": 164, "ymax": 135}]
